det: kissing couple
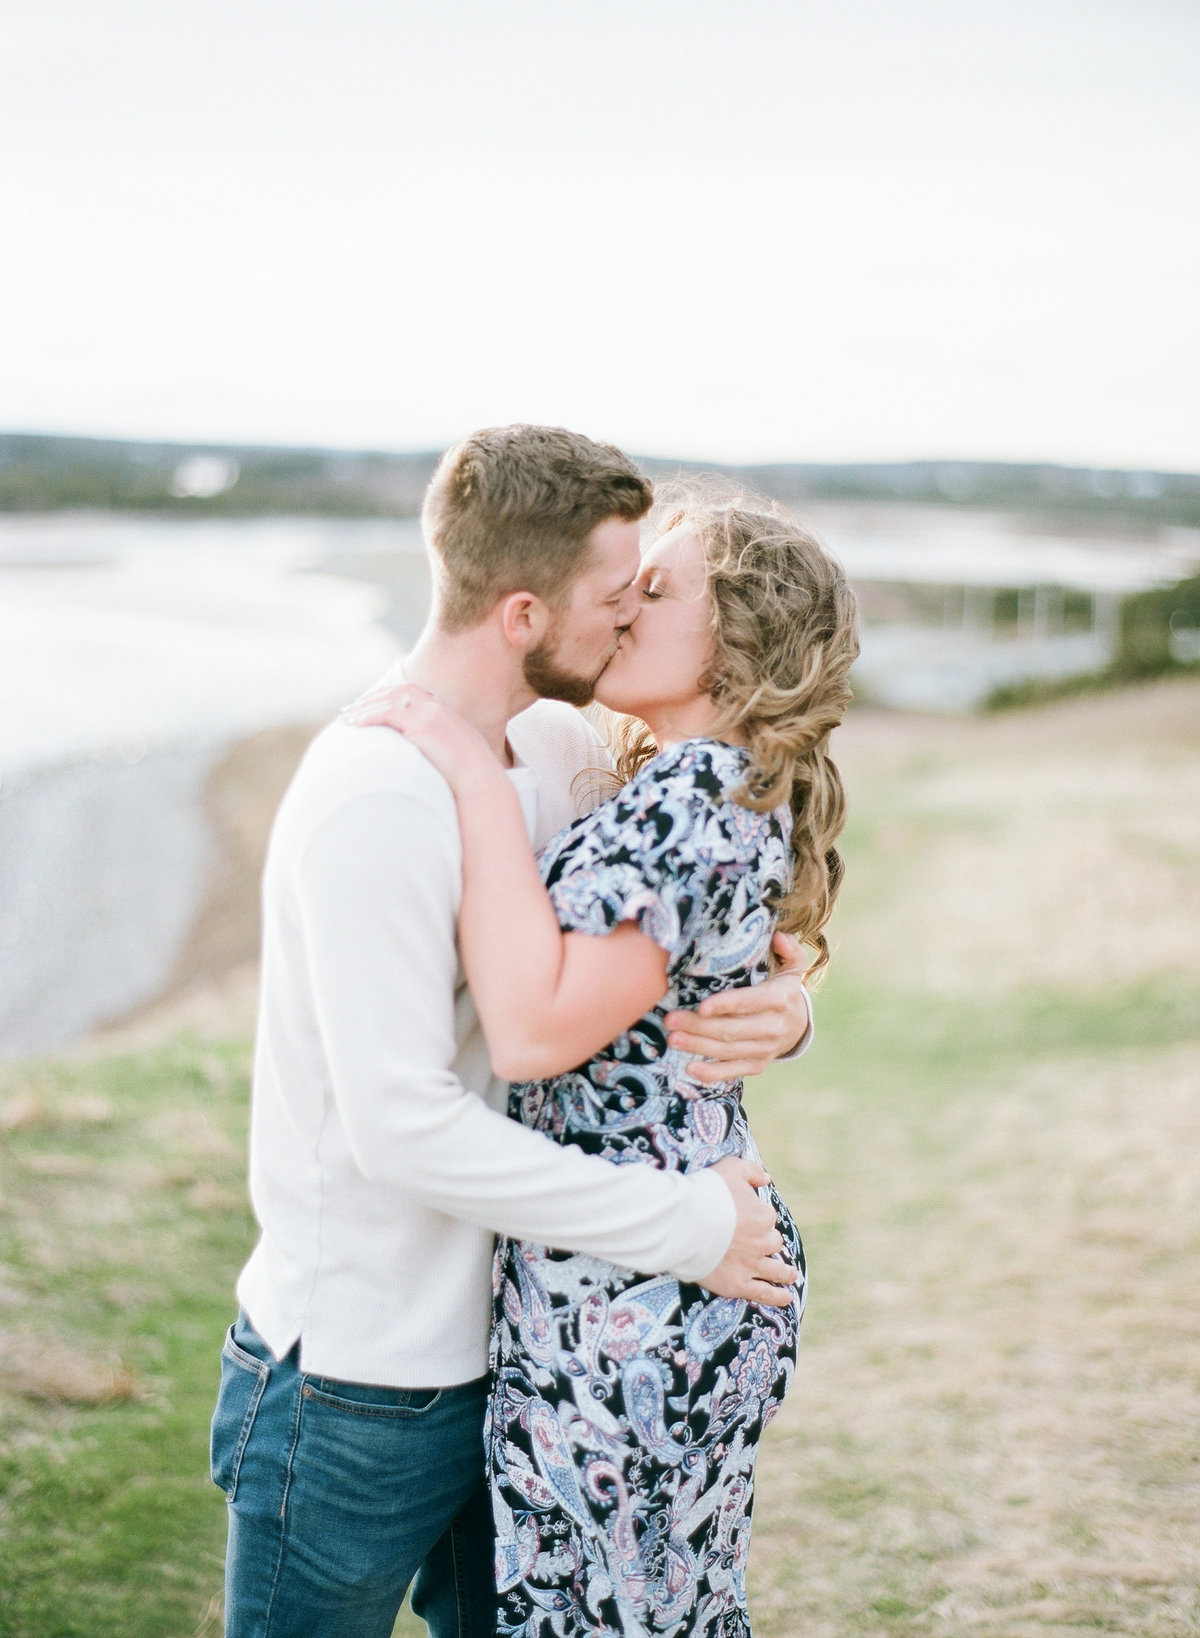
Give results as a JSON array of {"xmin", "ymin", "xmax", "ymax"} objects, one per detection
[{"xmin": 211, "ymin": 425, "xmax": 859, "ymax": 1637}]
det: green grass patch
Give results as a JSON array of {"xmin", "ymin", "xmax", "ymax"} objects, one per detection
[
  {"xmin": 810, "ymin": 971, "xmax": 1200, "ymax": 1096},
  {"xmin": 0, "ymin": 1039, "xmax": 255, "ymax": 1638}
]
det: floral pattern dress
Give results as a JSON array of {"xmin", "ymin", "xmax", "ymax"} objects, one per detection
[{"xmin": 488, "ymin": 738, "xmax": 806, "ymax": 1638}]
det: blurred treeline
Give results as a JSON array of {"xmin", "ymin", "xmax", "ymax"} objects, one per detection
[
  {"xmin": 1117, "ymin": 575, "xmax": 1200, "ymax": 676},
  {"xmin": 3, "ymin": 432, "xmax": 1200, "ymax": 529},
  {"xmin": 987, "ymin": 574, "xmax": 1200, "ymax": 709}
]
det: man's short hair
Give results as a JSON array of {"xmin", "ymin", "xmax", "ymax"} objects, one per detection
[{"xmin": 421, "ymin": 425, "xmax": 653, "ymax": 632}]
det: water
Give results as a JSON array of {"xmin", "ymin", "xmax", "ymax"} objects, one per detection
[
  {"xmin": 0, "ymin": 514, "xmax": 413, "ymax": 775},
  {"xmin": 2, "ymin": 506, "xmax": 1195, "ymax": 1052},
  {"xmin": 0, "ymin": 514, "xmax": 408, "ymax": 1052},
  {"xmin": 3, "ymin": 508, "xmax": 1196, "ymax": 763}
]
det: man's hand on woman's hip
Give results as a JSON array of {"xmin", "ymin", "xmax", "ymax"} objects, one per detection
[
  {"xmin": 698, "ymin": 1157, "xmax": 799, "ymax": 1309},
  {"xmin": 663, "ymin": 932, "xmax": 812, "ymax": 1084}
]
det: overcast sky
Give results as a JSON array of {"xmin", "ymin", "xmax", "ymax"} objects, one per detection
[{"xmin": 2, "ymin": 0, "xmax": 1197, "ymax": 468}]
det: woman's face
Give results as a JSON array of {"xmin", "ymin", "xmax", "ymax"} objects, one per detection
[{"xmin": 593, "ymin": 524, "xmax": 717, "ymax": 734}]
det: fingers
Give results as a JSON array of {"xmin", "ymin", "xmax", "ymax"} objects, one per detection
[
  {"xmin": 685, "ymin": 1057, "xmax": 771, "ymax": 1084},
  {"xmin": 710, "ymin": 1156, "xmax": 773, "ymax": 1201},
  {"xmin": 754, "ymin": 1250, "xmax": 796, "ymax": 1281},
  {"xmin": 770, "ymin": 931, "xmax": 808, "ymax": 974},
  {"xmin": 745, "ymin": 1277, "xmax": 799, "ymax": 1308},
  {"xmin": 726, "ymin": 1156, "xmax": 771, "ymax": 1191},
  {"xmin": 673, "ymin": 1037, "xmax": 777, "ymax": 1070},
  {"xmin": 667, "ymin": 1026, "xmax": 779, "ymax": 1063},
  {"xmin": 344, "ymin": 684, "xmax": 411, "ymax": 713},
  {"xmin": 667, "ymin": 1010, "xmax": 783, "ymax": 1046},
  {"xmin": 345, "ymin": 707, "xmax": 404, "ymax": 728},
  {"xmin": 341, "ymin": 692, "xmax": 405, "ymax": 727},
  {"xmin": 674, "ymin": 1031, "xmax": 776, "ymax": 1064},
  {"xmin": 669, "ymin": 990, "xmax": 788, "ymax": 1024},
  {"xmin": 722, "ymin": 1255, "xmax": 801, "ymax": 1308},
  {"xmin": 341, "ymin": 683, "xmax": 432, "ymax": 726},
  {"xmin": 340, "ymin": 685, "xmax": 390, "ymax": 715}
]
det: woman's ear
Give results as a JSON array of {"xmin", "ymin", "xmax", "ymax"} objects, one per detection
[{"xmin": 498, "ymin": 590, "xmax": 551, "ymax": 653}]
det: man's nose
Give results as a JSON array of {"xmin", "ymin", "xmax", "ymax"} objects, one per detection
[{"xmin": 616, "ymin": 590, "xmax": 641, "ymax": 630}]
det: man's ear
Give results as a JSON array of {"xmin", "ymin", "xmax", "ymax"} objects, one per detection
[{"xmin": 498, "ymin": 591, "xmax": 551, "ymax": 653}]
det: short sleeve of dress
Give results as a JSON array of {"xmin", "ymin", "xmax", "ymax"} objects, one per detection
[{"xmin": 540, "ymin": 740, "xmax": 761, "ymax": 976}]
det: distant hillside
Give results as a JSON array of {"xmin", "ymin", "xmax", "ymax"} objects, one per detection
[
  {"xmin": 0, "ymin": 434, "xmax": 440, "ymax": 517},
  {"xmin": 2, "ymin": 432, "xmax": 1199, "ymax": 529},
  {"xmin": 640, "ymin": 455, "xmax": 1200, "ymax": 531}
]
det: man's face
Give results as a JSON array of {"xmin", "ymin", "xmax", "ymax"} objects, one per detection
[{"xmin": 522, "ymin": 516, "xmax": 643, "ymax": 706}]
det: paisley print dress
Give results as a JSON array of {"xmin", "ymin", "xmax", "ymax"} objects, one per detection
[{"xmin": 489, "ymin": 738, "xmax": 806, "ymax": 1638}]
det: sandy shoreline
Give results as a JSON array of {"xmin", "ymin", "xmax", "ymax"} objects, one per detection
[
  {"xmin": 0, "ymin": 514, "xmax": 409, "ymax": 1054},
  {"xmin": 0, "ymin": 722, "xmax": 324, "ymax": 1056},
  {"xmin": 86, "ymin": 722, "xmax": 328, "ymax": 1050}
]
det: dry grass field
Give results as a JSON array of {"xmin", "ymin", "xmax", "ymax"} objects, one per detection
[
  {"xmin": 745, "ymin": 678, "xmax": 1200, "ymax": 1637},
  {"xmin": 1, "ymin": 676, "xmax": 1197, "ymax": 1636}
]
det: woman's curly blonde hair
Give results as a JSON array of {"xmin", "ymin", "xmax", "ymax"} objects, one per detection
[{"xmin": 608, "ymin": 488, "xmax": 859, "ymax": 978}]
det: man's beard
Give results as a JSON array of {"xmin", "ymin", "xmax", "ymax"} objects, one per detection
[{"xmin": 522, "ymin": 625, "xmax": 612, "ymax": 708}]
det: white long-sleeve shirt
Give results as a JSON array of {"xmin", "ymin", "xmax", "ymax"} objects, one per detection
[{"xmin": 237, "ymin": 698, "xmax": 739, "ymax": 1387}]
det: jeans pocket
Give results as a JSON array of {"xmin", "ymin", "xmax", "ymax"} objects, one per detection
[
  {"xmin": 210, "ymin": 1325, "xmax": 269, "ymax": 1499},
  {"xmin": 301, "ymin": 1378, "xmax": 443, "ymax": 1418}
]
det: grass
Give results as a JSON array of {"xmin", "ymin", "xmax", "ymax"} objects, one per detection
[
  {"xmin": 0, "ymin": 1042, "xmax": 252, "ymax": 1637},
  {"xmin": 2, "ymin": 675, "xmax": 1199, "ymax": 1635},
  {"xmin": 985, "ymin": 658, "xmax": 1200, "ymax": 712},
  {"xmin": 742, "ymin": 678, "xmax": 1200, "ymax": 1637},
  {"xmin": 745, "ymin": 993, "xmax": 1200, "ymax": 1637}
]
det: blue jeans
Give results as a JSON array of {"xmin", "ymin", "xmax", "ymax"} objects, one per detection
[{"xmin": 211, "ymin": 1311, "xmax": 495, "ymax": 1638}]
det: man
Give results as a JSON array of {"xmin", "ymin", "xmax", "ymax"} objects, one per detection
[{"xmin": 212, "ymin": 426, "xmax": 812, "ymax": 1638}]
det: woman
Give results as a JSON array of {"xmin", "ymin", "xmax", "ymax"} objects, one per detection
[{"xmin": 355, "ymin": 492, "xmax": 858, "ymax": 1636}]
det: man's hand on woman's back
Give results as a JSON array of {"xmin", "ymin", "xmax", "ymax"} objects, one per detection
[{"xmin": 663, "ymin": 932, "xmax": 812, "ymax": 1083}]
